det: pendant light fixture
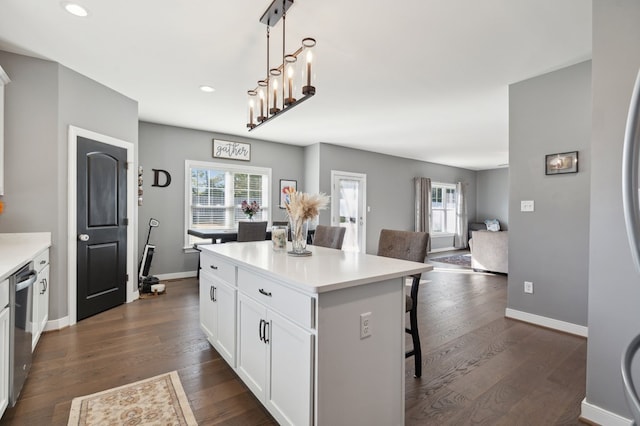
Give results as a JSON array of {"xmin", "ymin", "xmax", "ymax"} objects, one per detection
[{"xmin": 247, "ymin": 0, "xmax": 316, "ymax": 130}]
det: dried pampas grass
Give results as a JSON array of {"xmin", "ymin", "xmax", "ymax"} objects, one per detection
[{"xmin": 285, "ymin": 191, "xmax": 330, "ymax": 222}]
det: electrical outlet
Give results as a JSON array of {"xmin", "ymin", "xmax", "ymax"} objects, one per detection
[
  {"xmin": 524, "ymin": 281, "xmax": 534, "ymax": 294},
  {"xmin": 521, "ymin": 200, "xmax": 535, "ymax": 212},
  {"xmin": 360, "ymin": 312, "xmax": 372, "ymax": 339}
]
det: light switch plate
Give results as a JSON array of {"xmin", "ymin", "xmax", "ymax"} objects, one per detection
[{"xmin": 521, "ymin": 200, "xmax": 534, "ymax": 212}]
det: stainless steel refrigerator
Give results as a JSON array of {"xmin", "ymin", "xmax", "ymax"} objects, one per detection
[{"xmin": 621, "ymin": 67, "xmax": 640, "ymax": 423}]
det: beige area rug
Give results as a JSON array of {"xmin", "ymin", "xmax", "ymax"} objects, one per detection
[{"xmin": 67, "ymin": 371, "xmax": 197, "ymax": 426}]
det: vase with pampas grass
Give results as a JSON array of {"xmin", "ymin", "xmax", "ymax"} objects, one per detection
[{"xmin": 284, "ymin": 190, "xmax": 329, "ymax": 255}]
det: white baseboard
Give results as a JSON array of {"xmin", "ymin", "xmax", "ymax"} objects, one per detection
[
  {"xmin": 44, "ymin": 316, "xmax": 69, "ymax": 332},
  {"xmin": 581, "ymin": 398, "xmax": 632, "ymax": 426},
  {"xmin": 505, "ymin": 308, "xmax": 588, "ymax": 337},
  {"xmin": 155, "ymin": 271, "xmax": 197, "ymax": 281},
  {"xmin": 429, "ymin": 247, "xmax": 457, "ymax": 254}
]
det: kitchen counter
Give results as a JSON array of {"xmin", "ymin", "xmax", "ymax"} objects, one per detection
[
  {"xmin": 201, "ymin": 240, "xmax": 433, "ymax": 294},
  {"xmin": 0, "ymin": 233, "xmax": 52, "ymax": 281}
]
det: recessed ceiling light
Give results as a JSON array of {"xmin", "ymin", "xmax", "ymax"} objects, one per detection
[
  {"xmin": 200, "ymin": 85, "xmax": 215, "ymax": 93},
  {"xmin": 62, "ymin": 2, "xmax": 89, "ymax": 17}
]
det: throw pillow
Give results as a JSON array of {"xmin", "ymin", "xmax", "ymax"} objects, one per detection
[{"xmin": 484, "ymin": 219, "xmax": 500, "ymax": 232}]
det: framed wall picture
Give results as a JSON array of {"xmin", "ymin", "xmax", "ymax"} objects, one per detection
[
  {"xmin": 279, "ymin": 179, "xmax": 297, "ymax": 208},
  {"xmin": 212, "ymin": 139, "xmax": 251, "ymax": 161},
  {"xmin": 545, "ymin": 151, "xmax": 578, "ymax": 175}
]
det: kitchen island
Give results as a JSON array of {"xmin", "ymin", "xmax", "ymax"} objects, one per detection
[{"xmin": 199, "ymin": 241, "xmax": 433, "ymax": 426}]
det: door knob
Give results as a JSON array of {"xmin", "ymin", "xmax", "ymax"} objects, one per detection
[{"xmin": 78, "ymin": 234, "xmax": 90, "ymax": 241}]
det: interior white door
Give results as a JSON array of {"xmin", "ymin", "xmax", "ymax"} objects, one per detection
[{"xmin": 331, "ymin": 171, "xmax": 366, "ymax": 253}]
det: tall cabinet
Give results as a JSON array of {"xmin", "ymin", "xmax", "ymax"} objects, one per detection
[{"xmin": 0, "ymin": 65, "xmax": 10, "ymax": 196}]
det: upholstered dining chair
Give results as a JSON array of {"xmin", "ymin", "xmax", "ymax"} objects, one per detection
[
  {"xmin": 237, "ymin": 221, "xmax": 268, "ymax": 242},
  {"xmin": 377, "ymin": 229, "xmax": 429, "ymax": 378},
  {"xmin": 312, "ymin": 225, "xmax": 346, "ymax": 250}
]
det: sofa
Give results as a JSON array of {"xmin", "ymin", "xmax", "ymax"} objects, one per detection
[{"xmin": 469, "ymin": 230, "xmax": 508, "ymax": 274}]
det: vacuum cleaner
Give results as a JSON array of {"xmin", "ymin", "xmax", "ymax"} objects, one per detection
[{"xmin": 139, "ymin": 218, "xmax": 160, "ymax": 293}]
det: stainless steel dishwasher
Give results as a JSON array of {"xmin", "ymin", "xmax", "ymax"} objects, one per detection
[{"xmin": 9, "ymin": 263, "xmax": 37, "ymax": 407}]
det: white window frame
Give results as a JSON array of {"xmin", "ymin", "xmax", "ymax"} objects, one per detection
[
  {"xmin": 184, "ymin": 160, "xmax": 272, "ymax": 249},
  {"xmin": 431, "ymin": 182, "xmax": 457, "ymax": 236}
]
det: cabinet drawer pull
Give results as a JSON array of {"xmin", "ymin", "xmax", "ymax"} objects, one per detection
[
  {"xmin": 210, "ymin": 265, "xmax": 218, "ymax": 270},
  {"xmin": 40, "ymin": 260, "xmax": 46, "ymax": 265},
  {"xmin": 264, "ymin": 321, "xmax": 270, "ymax": 344},
  {"xmin": 258, "ymin": 288, "xmax": 272, "ymax": 297},
  {"xmin": 259, "ymin": 319, "xmax": 265, "ymax": 342}
]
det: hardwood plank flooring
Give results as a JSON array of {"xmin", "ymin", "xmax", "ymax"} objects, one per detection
[{"xmin": 1, "ymin": 259, "xmax": 586, "ymax": 425}]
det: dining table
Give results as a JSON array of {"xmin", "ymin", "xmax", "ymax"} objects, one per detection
[{"xmin": 188, "ymin": 227, "xmax": 314, "ymax": 244}]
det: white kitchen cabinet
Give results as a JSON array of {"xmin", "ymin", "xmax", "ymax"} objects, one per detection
[
  {"xmin": 0, "ymin": 290, "xmax": 9, "ymax": 418},
  {"xmin": 265, "ymin": 309, "xmax": 313, "ymax": 426},
  {"xmin": 198, "ymin": 252, "xmax": 236, "ymax": 366},
  {"xmin": 32, "ymin": 249, "xmax": 49, "ymax": 350},
  {"xmin": 236, "ymin": 275, "xmax": 313, "ymax": 426},
  {"xmin": 199, "ymin": 272, "xmax": 236, "ymax": 366},
  {"xmin": 236, "ymin": 293, "xmax": 268, "ymax": 397},
  {"xmin": 0, "ymin": 66, "xmax": 10, "ymax": 196}
]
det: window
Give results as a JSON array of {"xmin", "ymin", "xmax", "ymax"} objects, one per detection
[
  {"xmin": 185, "ymin": 160, "xmax": 271, "ymax": 247},
  {"xmin": 431, "ymin": 183, "xmax": 456, "ymax": 234}
]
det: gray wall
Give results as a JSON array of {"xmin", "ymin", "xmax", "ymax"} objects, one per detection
[
  {"xmin": 508, "ymin": 60, "xmax": 591, "ymax": 327},
  {"xmin": 476, "ymin": 167, "xmax": 509, "ymax": 230},
  {"xmin": 0, "ymin": 50, "xmax": 138, "ymax": 321},
  {"xmin": 586, "ymin": 1, "xmax": 640, "ymax": 419},
  {"xmin": 315, "ymin": 143, "xmax": 477, "ymax": 254},
  {"xmin": 137, "ymin": 122, "xmax": 305, "ymax": 275},
  {"xmin": 304, "ymin": 143, "xmax": 320, "ymax": 195}
]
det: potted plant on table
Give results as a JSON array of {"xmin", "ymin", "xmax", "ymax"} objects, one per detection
[{"xmin": 241, "ymin": 200, "xmax": 260, "ymax": 220}]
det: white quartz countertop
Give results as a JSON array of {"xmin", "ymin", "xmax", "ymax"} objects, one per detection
[
  {"xmin": 201, "ymin": 241, "xmax": 433, "ymax": 294},
  {"xmin": 0, "ymin": 232, "xmax": 52, "ymax": 281}
]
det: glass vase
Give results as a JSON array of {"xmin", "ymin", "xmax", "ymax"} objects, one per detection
[{"xmin": 289, "ymin": 218, "xmax": 308, "ymax": 254}]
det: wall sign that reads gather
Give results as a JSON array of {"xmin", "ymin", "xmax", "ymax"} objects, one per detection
[{"xmin": 213, "ymin": 139, "xmax": 251, "ymax": 161}]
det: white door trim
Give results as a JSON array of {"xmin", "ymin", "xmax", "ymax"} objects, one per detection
[
  {"xmin": 67, "ymin": 125, "xmax": 137, "ymax": 326},
  {"xmin": 330, "ymin": 170, "xmax": 367, "ymax": 252}
]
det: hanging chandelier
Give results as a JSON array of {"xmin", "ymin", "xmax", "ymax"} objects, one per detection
[{"xmin": 246, "ymin": 0, "xmax": 316, "ymax": 131}]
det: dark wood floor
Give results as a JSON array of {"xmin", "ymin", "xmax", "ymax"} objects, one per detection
[{"xmin": 1, "ymin": 258, "xmax": 586, "ymax": 425}]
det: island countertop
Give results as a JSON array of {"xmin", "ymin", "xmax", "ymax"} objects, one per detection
[
  {"xmin": 0, "ymin": 232, "xmax": 52, "ymax": 282},
  {"xmin": 200, "ymin": 240, "xmax": 433, "ymax": 294}
]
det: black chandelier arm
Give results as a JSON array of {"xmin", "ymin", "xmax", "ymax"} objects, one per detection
[{"xmin": 248, "ymin": 92, "xmax": 315, "ymax": 132}]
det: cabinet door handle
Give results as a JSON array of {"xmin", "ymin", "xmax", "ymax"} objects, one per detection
[
  {"xmin": 40, "ymin": 278, "xmax": 48, "ymax": 295},
  {"xmin": 210, "ymin": 285, "xmax": 215, "ymax": 301},
  {"xmin": 258, "ymin": 288, "xmax": 272, "ymax": 297},
  {"xmin": 210, "ymin": 265, "xmax": 218, "ymax": 270},
  {"xmin": 264, "ymin": 321, "xmax": 270, "ymax": 344},
  {"xmin": 259, "ymin": 319, "xmax": 265, "ymax": 342}
]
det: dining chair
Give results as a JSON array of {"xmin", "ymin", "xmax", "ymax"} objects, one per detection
[
  {"xmin": 313, "ymin": 225, "xmax": 346, "ymax": 250},
  {"xmin": 237, "ymin": 221, "xmax": 268, "ymax": 242},
  {"xmin": 377, "ymin": 229, "xmax": 429, "ymax": 378}
]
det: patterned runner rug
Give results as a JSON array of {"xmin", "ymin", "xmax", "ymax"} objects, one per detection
[
  {"xmin": 67, "ymin": 371, "xmax": 197, "ymax": 426},
  {"xmin": 431, "ymin": 253, "xmax": 472, "ymax": 267}
]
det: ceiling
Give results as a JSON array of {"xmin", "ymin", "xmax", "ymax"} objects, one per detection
[{"xmin": 0, "ymin": 0, "xmax": 591, "ymax": 170}]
